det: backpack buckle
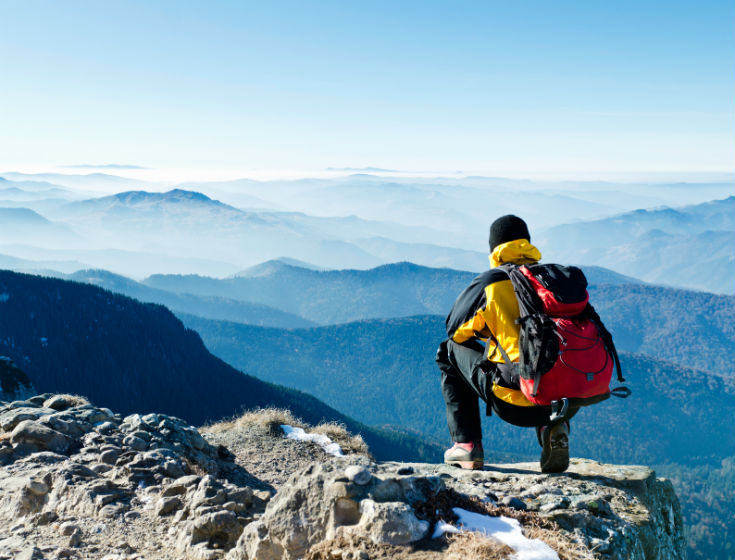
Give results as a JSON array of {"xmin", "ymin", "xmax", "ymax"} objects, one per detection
[{"xmin": 549, "ymin": 398, "xmax": 570, "ymax": 423}]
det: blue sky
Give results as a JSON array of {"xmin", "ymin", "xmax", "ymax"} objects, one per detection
[{"xmin": 1, "ymin": 0, "xmax": 733, "ymax": 177}]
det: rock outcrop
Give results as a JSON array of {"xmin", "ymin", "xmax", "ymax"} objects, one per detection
[
  {"xmin": 226, "ymin": 459, "xmax": 685, "ymax": 560},
  {"xmin": 0, "ymin": 394, "xmax": 686, "ymax": 560}
]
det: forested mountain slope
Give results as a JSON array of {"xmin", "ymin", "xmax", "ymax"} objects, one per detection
[{"xmin": 589, "ymin": 283, "xmax": 734, "ymax": 377}]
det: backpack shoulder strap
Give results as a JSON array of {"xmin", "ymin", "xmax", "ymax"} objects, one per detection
[{"xmin": 497, "ymin": 263, "xmax": 542, "ymax": 317}]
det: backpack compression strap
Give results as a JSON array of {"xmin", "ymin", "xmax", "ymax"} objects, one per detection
[{"xmin": 584, "ymin": 304, "xmax": 625, "ymax": 383}]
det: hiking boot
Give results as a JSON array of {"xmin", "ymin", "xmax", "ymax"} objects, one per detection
[
  {"xmin": 538, "ymin": 423, "xmax": 569, "ymax": 473},
  {"xmin": 444, "ymin": 441, "xmax": 484, "ymax": 470}
]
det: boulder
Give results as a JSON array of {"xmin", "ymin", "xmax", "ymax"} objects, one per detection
[{"xmin": 11, "ymin": 420, "xmax": 74, "ymax": 454}]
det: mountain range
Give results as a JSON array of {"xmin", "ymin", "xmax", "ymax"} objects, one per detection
[
  {"xmin": 537, "ymin": 197, "xmax": 735, "ymax": 293},
  {"xmin": 144, "ymin": 260, "xmax": 639, "ymax": 325},
  {"xmin": 1, "ymin": 170, "xmax": 733, "ymax": 293},
  {"xmin": 29, "ymin": 187, "xmax": 488, "ymax": 272}
]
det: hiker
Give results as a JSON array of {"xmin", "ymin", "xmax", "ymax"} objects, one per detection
[{"xmin": 436, "ymin": 215, "xmax": 588, "ymax": 473}]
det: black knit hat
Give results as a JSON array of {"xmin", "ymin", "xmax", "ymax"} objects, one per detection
[{"xmin": 489, "ymin": 215, "xmax": 530, "ymax": 251}]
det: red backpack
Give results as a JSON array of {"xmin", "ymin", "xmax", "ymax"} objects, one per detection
[{"xmin": 492, "ymin": 263, "xmax": 629, "ymax": 419}]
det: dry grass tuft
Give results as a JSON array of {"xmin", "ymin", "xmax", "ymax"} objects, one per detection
[
  {"xmin": 306, "ymin": 529, "xmax": 514, "ymax": 559},
  {"xmin": 444, "ymin": 532, "xmax": 514, "ymax": 559},
  {"xmin": 311, "ymin": 422, "xmax": 370, "ymax": 456},
  {"xmin": 202, "ymin": 407, "xmax": 304, "ymax": 436},
  {"xmin": 202, "ymin": 409, "xmax": 371, "ymax": 456},
  {"xmin": 524, "ymin": 524, "xmax": 597, "ymax": 560},
  {"xmin": 56, "ymin": 393, "xmax": 91, "ymax": 408}
]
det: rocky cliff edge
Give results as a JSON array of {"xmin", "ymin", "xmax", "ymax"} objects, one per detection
[{"xmin": 0, "ymin": 394, "xmax": 685, "ymax": 560}]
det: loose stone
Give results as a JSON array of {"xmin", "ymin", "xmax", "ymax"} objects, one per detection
[
  {"xmin": 345, "ymin": 465, "xmax": 372, "ymax": 486},
  {"xmin": 501, "ymin": 496, "xmax": 527, "ymax": 510},
  {"xmin": 157, "ymin": 496, "xmax": 184, "ymax": 516}
]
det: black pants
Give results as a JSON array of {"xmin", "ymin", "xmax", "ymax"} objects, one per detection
[{"xmin": 436, "ymin": 339, "xmax": 575, "ymax": 443}]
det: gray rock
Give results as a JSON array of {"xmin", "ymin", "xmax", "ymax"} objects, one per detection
[
  {"xmin": 77, "ymin": 408, "xmax": 115, "ymax": 424},
  {"xmin": 43, "ymin": 415, "xmax": 92, "ymax": 439},
  {"xmin": 372, "ymin": 478, "xmax": 403, "ymax": 502},
  {"xmin": 539, "ymin": 497, "xmax": 570, "ymax": 513},
  {"xmin": 98, "ymin": 504, "xmax": 127, "ymax": 518},
  {"xmin": 190, "ymin": 476, "xmax": 227, "ymax": 509},
  {"xmin": 225, "ymin": 485, "xmax": 253, "ymax": 506},
  {"xmin": 163, "ymin": 474, "xmax": 201, "ymax": 497},
  {"xmin": 17, "ymin": 451, "xmax": 67, "ymax": 464},
  {"xmin": 0, "ymin": 406, "xmax": 48, "ymax": 431},
  {"xmin": 131, "ymin": 430, "xmax": 151, "ymax": 441},
  {"xmin": 68, "ymin": 527, "xmax": 83, "ymax": 547},
  {"xmin": 15, "ymin": 547, "xmax": 44, "ymax": 560},
  {"xmin": 0, "ymin": 446, "xmax": 14, "ymax": 465},
  {"xmin": 162, "ymin": 459, "xmax": 185, "ymax": 478},
  {"xmin": 26, "ymin": 477, "xmax": 49, "ymax": 495},
  {"xmin": 157, "ymin": 496, "xmax": 184, "ymax": 516},
  {"xmin": 122, "ymin": 435, "xmax": 147, "ymax": 451},
  {"xmin": 501, "ymin": 496, "xmax": 527, "ymax": 510},
  {"xmin": 100, "ymin": 448, "xmax": 120, "ymax": 465},
  {"xmin": 232, "ymin": 461, "xmax": 442, "ymax": 560},
  {"xmin": 187, "ymin": 430, "xmax": 208, "ymax": 450},
  {"xmin": 65, "ymin": 462, "xmax": 99, "ymax": 479},
  {"xmin": 95, "ymin": 421, "xmax": 117, "ymax": 434},
  {"xmin": 345, "ymin": 465, "xmax": 372, "ymax": 486},
  {"xmin": 585, "ymin": 497, "xmax": 613, "ymax": 517},
  {"xmin": 0, "ymin": 395, "xmax": 689, "ymax": 560},
  {"xmin": 32, "ymin": 510, "xmax": 58, "ymax": 525},
  {"xmin": 124, "ymin": 511, "xmax": 141, "ymax": 521},
  {"xmin": 59, "ymin": 522, "xmax": 81, "ymax": 536},
  {"xmin": 141, "ymin": 413, "xmax": 161, "ymax": 428},
  {"xmin": 356, "ymin": 499, "xmax": 429, "ymax": 545},
  {"xmin": 181, "ymin": 509, "xmax": 243, "ymax": 553},
  {"xmin": 43, "ymin": 395, "xmax": 78, "ymax": 411},
  {"xmin": 11, "ymin": 420, "xmax": 74, "ymax": 454},
  {"xmin": 11, "ymin": 442, "xmax": 44, "ymax": 459}
]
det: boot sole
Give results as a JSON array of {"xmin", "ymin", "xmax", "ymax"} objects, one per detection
[
  {"xmin": 445, "ymin": 459, "xmax": 484, "ymax": 470},
  {"xmin": 541, "ymin": 432, "xmax": 569, "ymax": 473}
]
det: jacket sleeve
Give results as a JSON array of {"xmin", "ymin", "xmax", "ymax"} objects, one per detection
[{"xmin": 445, "ymin": 272, "xmax": 491, "ymax": 345}]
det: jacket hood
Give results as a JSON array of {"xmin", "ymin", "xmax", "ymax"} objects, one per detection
[{"xmin": 489, "ymin": 239, "xmax": 542, "ymax": 268}]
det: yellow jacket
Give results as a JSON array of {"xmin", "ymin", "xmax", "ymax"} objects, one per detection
[{"xmin": 445, "ymin": 238, "xmax": 542, "ymax": 406}]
